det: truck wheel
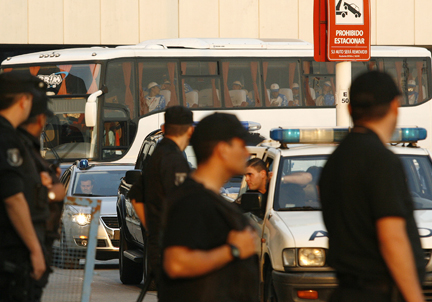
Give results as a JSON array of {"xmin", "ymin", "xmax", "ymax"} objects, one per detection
[
  {"xmin": 341, "ymin": 12, "xmax": 346, "ymax": 18},
  {"xmin": 119, "ymin": 228, "xmax": 143, "ymax": 284},
  {"xmin": 264, "ymin": 265, "xmax": 278, "ymax": 302}
]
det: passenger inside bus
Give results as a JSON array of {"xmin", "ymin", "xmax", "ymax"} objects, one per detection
[
  {"xmin": 291, "ymin": 83, "xmax": 300, "ymax": 106},
  {"xmin": 231, "ymin": 81, "xmax": 254, "ymax": 107},
  {"xmin": 145, "ymin": 82, "xmax": 166, "ymax": 112},
  {"xmin": 269, "ymin": 83, "xmax": 288, "ymax": 107},
  {"xmin": 408, "ymin": 80, "xmax": 419, "ymax": 105},
  {"xmin": 315, "ymin": 81, "xmax": 335, "ymax": 106}
]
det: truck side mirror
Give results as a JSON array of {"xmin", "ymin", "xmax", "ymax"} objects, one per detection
[
  {"xmin": 237, "ymin": 192, "xmax": 262, "ymax": 215},
  {"xmin": 124, "ymin": 169, "xmax": 141, "ymax": 184}
]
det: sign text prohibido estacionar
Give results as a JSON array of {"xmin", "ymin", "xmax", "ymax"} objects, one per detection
[{"xmin": 327, "ymin": 0, "xmax": 370, "ymax": 61}]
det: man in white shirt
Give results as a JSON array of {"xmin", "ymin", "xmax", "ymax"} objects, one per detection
[
  {"xmin": 146, "ymin": 82, "xmax": 166, "ymax": 112},
  {"xmin": 269, "ymin": 83, "xmax": 288, "ymax": 107}
]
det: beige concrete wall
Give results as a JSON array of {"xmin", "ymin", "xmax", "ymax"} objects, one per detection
[
  {"xmin": 219, "ymin": 0, "xmax": 259, "ymax": 38},
  {"xmin": 0, "ymin": 0, "xmax": 28, "ymax": 43},
  {"xmin": 64, "ymin": 0, "xmax": 101, "ymax": 44},
  {"xmin": 140, "ymin": 0, "xmax": 179, "ymax": 40},
  {"xmin": 415, "ymin": 0, "xmax": 432, "ymax": 45},
  {"xmin": 259, "ymin": 0, "xmax": 298, "ymax": 39},
  {"xmin": 376, "ymin": 0, "xmax": 415, "ymax": 45},
  {"xmin": 101, "ymin": 0, "xmax": 139, "ymax": 44},
  {"xmin": 179, "ymin": 0, "xmax": 218, "ymax": 38},
  {"xmin": 28, "ymin": 0, "xmax": 64, "ymax": 44},
  {"xmin": 0, "ymin": 0, "xmax": 431, "ymax": 46}
]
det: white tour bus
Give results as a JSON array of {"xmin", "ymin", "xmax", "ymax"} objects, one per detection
[{"xmin": 1, "ymin": 38, "xmax": 431, "ymax": 164}]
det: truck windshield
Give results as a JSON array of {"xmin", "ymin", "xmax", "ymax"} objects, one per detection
[{"xmin": 275, "ymin": 154, "xmax": 432, "ymax": 211}]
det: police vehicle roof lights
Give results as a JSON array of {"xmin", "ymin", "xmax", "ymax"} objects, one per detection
[
  {"xmin": 270, "ymin": 127, "xmax": 427, "ymax": 144},
  {"xmin": 77, "ymin": 159, "xmax": 94, "ymax": 170}
]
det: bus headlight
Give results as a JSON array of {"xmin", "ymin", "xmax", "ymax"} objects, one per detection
[
  {"xmin": 72, "ymin": 213, "xmax": 91, "ymax": 226},
  {"xmin": 298, "ymin": 248, "xmax": 325, "ymax": 267},
  {"xmin": 282, "ymin": 249, "xmax": 296, "ymax": 267}
]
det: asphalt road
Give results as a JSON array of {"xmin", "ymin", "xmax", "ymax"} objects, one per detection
[{"xmin": 42, "ymin": 259, "xmax": 157, "ymax": 302}]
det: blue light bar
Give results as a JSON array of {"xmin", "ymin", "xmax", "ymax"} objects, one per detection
[
  {"xmin": 78, "ymin": 159, "xmax": 89, "ymax": 170},
  {"xmin": 391, "ymin": 127, "xmax": 427, "ymax": 143},
  {"xmin": 270, "ymin": 128, "xmax": 349, "ymax": 144},
  {"xmin": 270, "ymin": 127, "xmax": 427, "ymax": 145}
]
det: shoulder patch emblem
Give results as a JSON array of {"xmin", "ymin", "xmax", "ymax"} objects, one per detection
[
  {"xmin": 7, "ymin": 148, "xmax": 23, "ymax": 167},
  {"xmin": 175, "ymin": 173, "xmax": 187, "ymax": 186}
]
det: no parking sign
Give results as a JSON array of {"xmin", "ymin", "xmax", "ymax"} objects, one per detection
[{"xmin": 314, "ymin": 0, "xmax": 370, "ymax": 62}]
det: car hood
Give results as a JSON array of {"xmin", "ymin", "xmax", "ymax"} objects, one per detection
[
  {"xmin": 274, "ymin": 211, "xmax": 328, "ymax": 248},
  {"xmin": 274, "ymin": 209, "xmax": 432, "ymax": 249},
  {"xmin": 68, "ymin": 196, "xmax": 117, "ymax": 216}
]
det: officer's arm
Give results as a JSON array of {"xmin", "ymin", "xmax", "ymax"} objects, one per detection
[
  {"xmin": 164, "ymin": 227, "xmax": 257, "ymax": 278},
  {"xmin": 377, "ymin": 217, "xmax": 425, "ymax": 302},
  {"xmin": 4, "ymin": 192, "xmax": 46, "ymax": 280}
]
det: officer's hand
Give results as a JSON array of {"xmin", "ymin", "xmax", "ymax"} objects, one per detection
[
  {"xmin": 30, "ymin": 250, "xmax": 46, "ymax": 280},
  {"xmin": 40, "ymin": 172, "xmax": 53, "ymax": 189},
  {"xmin": 227, "ymin": 227, "xmax": 258, "ymax": 259}
]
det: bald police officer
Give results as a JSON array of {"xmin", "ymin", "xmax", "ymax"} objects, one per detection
[{"xmin": 0, "ymin": 72, "xmax": 49, "ymax": 302}]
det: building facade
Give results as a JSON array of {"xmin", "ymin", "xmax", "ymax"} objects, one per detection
[{"xmin": 1, "ymin": 0, "xmax": 431, "ymax": 61}]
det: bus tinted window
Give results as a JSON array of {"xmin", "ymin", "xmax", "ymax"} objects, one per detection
[
  {"xmin": 182, "ymin": 61, "xmax": 221, "ymax": 108},
  {"xmin": 382, "ymin": 58, "xmax": 429, "ymax": 105},
  {"xmin": 2, "ymin": 64, "xmax": 100, "ymax": 96},
  {"xmin": 138, "ymin": 60, "xmax": 179, "ymax": 115},
  {"xmin": 263, "ymin": 60, "xmax": 301, "ymax": 106},
  {"xmin": 222, "ymin": 60, "xmax": 261, "ymax": 108},
  {"xmin": 303, "ymin": 61, "xmax": 335, "ymax": 107},
  {"xmin": 105, "ymin": 60, "xmax": 136, "ymax": 119}
]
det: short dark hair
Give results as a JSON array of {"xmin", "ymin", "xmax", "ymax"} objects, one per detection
[
  {"xmin": 193, "ymin": 140, "xmax": 221, "ymax": 165},
  {"xmin": 164, "ymin": 124, "xmax": 192, "ymax": 136},
  {"xmin": 80, "ymin": 174, "xmax": 94, "ymax": 184},
  {"xmin": 350, "ymin": 71, "xmax": 401, "ymax": 123},
  {"xmin": 0, "ymin": 93, "xmax": 23, "ymax": 110},
  {"xmin": 350, "ymin": 103, "xmax": 392, "ymax": 123},
  {"xmin": 246, "ymin": 158, "xmax": 268, "ymax": 176}
]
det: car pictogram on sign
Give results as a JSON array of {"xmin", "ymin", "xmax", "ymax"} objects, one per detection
[{"xmin": 336, "ymin": 0, "xmax": 362, "ymax": 18}]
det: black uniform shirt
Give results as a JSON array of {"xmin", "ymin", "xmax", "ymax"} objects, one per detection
[
  {"xmin": 160, "ymin": 177, "xmax": 259, "ymax": 302},
  {"xmin": 139, "ymin": 137, "xmax": 191, "ymax": 267},
  {"xmin": 0, "ymin": 116, "xmax": 32, "ymax": 248},
  {"xmin": 319, "ymin": 127, "xmax": 425, "ymax": 282}
]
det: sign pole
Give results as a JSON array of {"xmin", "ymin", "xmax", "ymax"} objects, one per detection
[{"xmin": 335, "ymin": 61, "xmax": 351, "ymax": 126}]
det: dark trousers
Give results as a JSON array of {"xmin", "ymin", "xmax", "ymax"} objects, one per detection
[
  {"xmin": 0, "ymin": 247, "xmax": 49, "ymax": 302},
  {"xmin": 331, "ymin": 274, "xmax": 404, "ymax": 302}
]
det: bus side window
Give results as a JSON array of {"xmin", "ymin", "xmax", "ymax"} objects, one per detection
[{"xmin": 105, "ymin": 60, "xmax": 136, "ymax": 119}]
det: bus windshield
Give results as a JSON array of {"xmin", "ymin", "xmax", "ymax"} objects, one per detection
[{"xmin": 3, "ymin": 63, "xmax": 103, "ymax": 161}]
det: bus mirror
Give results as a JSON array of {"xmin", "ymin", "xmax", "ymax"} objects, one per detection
[{"xmin": 85, "ymin": 90, "xmax": 103, "ymax": 127}]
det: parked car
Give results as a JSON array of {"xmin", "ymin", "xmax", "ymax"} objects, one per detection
[
  {"xmin": 56, "ymin": 160, "xmax": 134, "ymax": 267},
  {"xmin": 116, "ymin": 124, "xmax": 259, "ymax": 284}
]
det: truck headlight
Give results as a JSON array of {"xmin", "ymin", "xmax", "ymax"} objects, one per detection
[
  {"xmin": 298, "ymin": 248, "xmax": 325, "ymax": 267},
  {"xmin": 72, "ymin": 213, "xmax": 92, "ymax": 226},
  {"xmin": 282, "ymin": 249, "xmax": 296, "ymax": 267}
]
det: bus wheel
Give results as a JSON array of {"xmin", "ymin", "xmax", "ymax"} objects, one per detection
[{"xmin": 119, "ymin": 228, "xmax": 143, "ymax": 284}]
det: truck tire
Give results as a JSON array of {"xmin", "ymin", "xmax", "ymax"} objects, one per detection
[
  {"xmin": 119, "ymin": 228, "xmax": 143, "ymax": 284},
  {"xmin": 264, "ymin": 265, "xmax": 278, "ymax": 302}
]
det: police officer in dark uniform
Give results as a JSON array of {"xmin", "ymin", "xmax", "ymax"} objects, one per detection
[
  {"xmin": 17, "ymin": 91, "xmax": 66, "ymax": 298},
  {"xmin": 319, "ymin": 71, "xmax": 425, "ymax": 302},
  {"xmin": 130, "ymin": 105, "xmax": 194, "ymax": 291},
  {"xmin": 0, "ymin": 72, "xmax": 48, "ymax": 302}
]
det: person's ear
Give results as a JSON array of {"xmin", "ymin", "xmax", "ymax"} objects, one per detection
[
  {"xmin": 187, "ymin": 125, "xmax": 194, "ymax": 138},
  {"xmin": 161, "ymin": 124, "xmax": 165, "ymax": 133}
]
